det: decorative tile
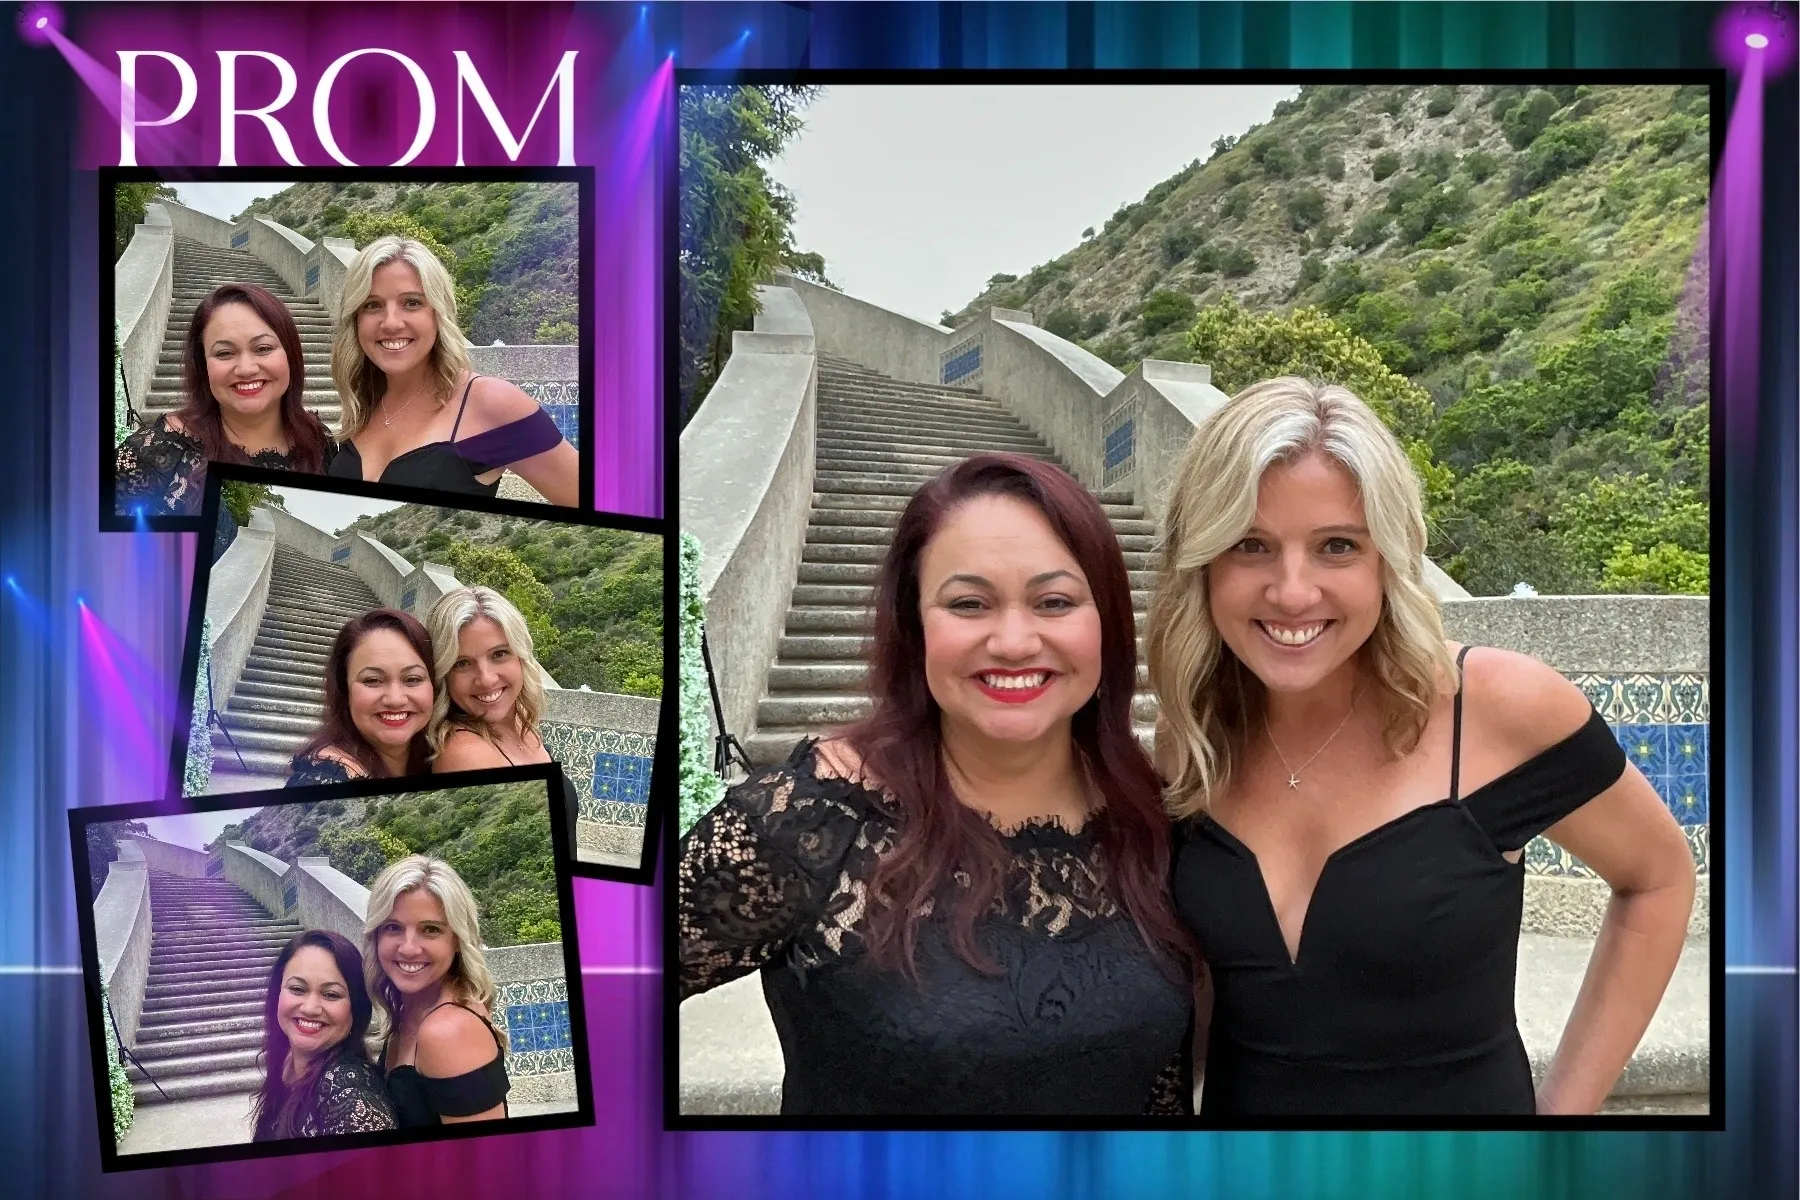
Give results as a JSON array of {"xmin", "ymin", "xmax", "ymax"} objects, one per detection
[
  {"xmin": 330, "ymin": 544, "xmax": 351, "ymax": 562},
  {"xmin": 1686, "ymin": 824, "xmax": 1710, "ymax": 873},
  {"xmin": 495, "ymin": 978, "xmax": 571, "ymax": 1069},
  {"xmin": 582, "ymin": 798, "xmax": 648, "ymax": 828},
  {"xmin": 1617, "ymin": 723, "xmax": 1670, "ymax": 779},
  {"xmin": 305, "ymin": 263, "xmax": 319, "ymax": 292},
  {"xmin": 1667, "ymin": 676, "xmax": 1708, "ymax": 723},
  {"xmin": 231, "ymin": 230, "xmax": 249, "ymax": 249},
  {"xmin": 1664, "ymin": 776, "xmax": 1708, "ymax": 825},
  {"xmin": 593, "ymin": 752, "xmax": 652, "ymax": 805},
  {"xmin": 940, "ymin": 337, "xmax": 982, "ymax": 386}
]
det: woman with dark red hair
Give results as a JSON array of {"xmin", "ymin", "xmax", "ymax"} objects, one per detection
[
  {"xmin": 677, "ymin": 453, "xmax": 1194, "ymax": 1116},
  {"xmin": 115, "ymin": 282, "xmax": 335, "ymax": 517}
]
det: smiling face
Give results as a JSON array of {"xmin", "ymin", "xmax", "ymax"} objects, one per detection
[
  {"xmin": 448, "ymin": 616, "xmax": 524, "ymax": 728},
  {"xmin": 917, "ymin": 493, "xmax": 1103, "ymax": 747},
  {"xmin": 355, "ymin": 259, "xmax": 438, "ymax": 378},
  {"xmin": 375, "ymin": 887, "xmax": 457, "ymax": 1001},
  {"xmin": 202, "ymin": 301, "xmax": 290, "ymax": 422},
  {"xmin": 1206, "ymin": 450, "xmax": 1386, "ymax": 695},
  {"xmin": 345, "ymin": 628, "xmax": 433, "ymax": 759},
  {"xmin": 276, "ymin": 944, "xmax": 352, "ymax": 1066}
]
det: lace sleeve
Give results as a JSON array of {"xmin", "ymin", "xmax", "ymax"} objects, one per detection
[
  {"xmin": 286, "ymin": 752, "xmax": 353, "ymax": 788},
  {"xmin": 677, "ymin": 749, "xmax": 870, "ymax": 1001},
  {"xmin": 115, "ymin": 419, "xmax": 205, "ymax": 517},
  {"xmin": 318, "ymin": 1059, "xmax": 396, "ymax": 1134},
  {"xmin": 1143, "ymin": 1044, "xmax": 1194, "ymax": 1116}
]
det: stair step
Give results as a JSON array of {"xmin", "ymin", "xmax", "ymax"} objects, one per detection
[
  {"xmin": 211, "ymin": 746, "xmax": 299, "ymax": 777},
  {"xmin": 142, "ymin": 984, "xmax": 266, "ymax": 1012},
  {"xmin": 233, "ymin": 679, "xmax": 325, "ymax": 704},
  {"xmin": 227, "ymin": 696, "xmax": 326, "ymax": 719},
  {"xmin": 810, "ymin": 491, "xmax": 1145, "ymax": 520},
  {"xmin": 213, "ymin": 726, "xmax": 310, "ymax": 755},
  {"xmin": 144, "ymin": 967, "xmax": 285, "ymax": 995},
  {"xmin": 135, "ymin": 1012, "xmax": 264, "ymax": 1042},
  {"xmin": 138, "ymin": 997, "xmax": 266, "ymax": 1026},
  {"xmin": 150, "ymin": 947, "xmax": 285, "ymax": 973},
  {"xmin": 238, "ymin": 666, "xmax": 331, "ymax": 689},
  {"xmin": 814, "ymin": 434, "xmax": 1055, "ymax": 458},
  {"xmin": 132, "ymin": 1066, "xmax": 264, "ymax": 1104},
  {"xmin": 132, "ymin": 1028, "xmax": 264, "ymax": 1061}
]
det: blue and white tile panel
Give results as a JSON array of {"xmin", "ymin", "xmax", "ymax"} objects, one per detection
[
  {"xmin": 1523, "ymin": 672, "xmax": 1709, "ymax": 878},
  {"xmin": 495, "ymin": 976, "xmax": 573, "ymax": 1077},
  {"xmin": 1101, "ymin": 396, "xmax": 1138, "ymax": 488},
  {"xmin": 540, "ymin": 724, "xmax": 655, "ymax": 828},
  {"xmin": 941, "ymin": 336, "xmax": 982, "ymax": 388}
]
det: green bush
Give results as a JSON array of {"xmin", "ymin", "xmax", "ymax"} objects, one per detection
[
  {"xmin": 1426, "ymin": 87, "xmax": 1458, "ymax": 118},
  {"xmin": 1501, "ymin": 88, "xmax": 1561, "ymax": 150},
  {"xmin": 1522, "ymin": 120, "xmax": 1607, "ymax": 189},
  {"xmin": 1261, "ymin": 143, "xmax": 1299, "ymax": 179},
  {"xmin": 1463, "ymin": 149, "xmax": 1499, "ymax": 183},
  {"xmin": 1371, "ymin": 151, "xmax": 1402, "ymax": 182},
  {"xmin": 1219, "ymin": 245, "xmax": 1258, "ymax": 278},
  {"xmin": 1140, "ymin": 290, "xmax": 1199, "ymax": 337},
  {"xmin": 1295, "ymin": 255, "xmax": 1327, "ymax": 290},
  {"xmin": 534, "ymin": 320, "xmax": 578, "ymax": 343},
  {"xmin": 1080, "ymin": 309, "xmax": 1112, "ymax": 338},
  {"xmin": 1221, "ymin": 185, "xmax": 1253, "ymax": 221},
  {"xmin": 1161, "ymin": 228, "xmax": 1201, "ymax": 266},
  {"xmin": 1286, "ymin": 187, "xmax": 1326, "ymax": 231},
  {"xmin": 1348, "ymin": 209, "xmax": 1391, "ymax": 249},
  {"xmin": 1324, "ymin": 154, "xmax": 1345, "ymax": 181},
  {"xmin": 1414, "ymin": 257, "xmax": 1461, "ymax": 296},
  {"xmin": 1042, "ymin": 307, "xmax": 1083, "ymax": 340},
  {"xmin": 1380, "ymin": 92, "xmax": 1405, "ymax": 116},
  {"xmin": 1312, "ymin": 220, "xmax": 1341, "ymax": 251}
]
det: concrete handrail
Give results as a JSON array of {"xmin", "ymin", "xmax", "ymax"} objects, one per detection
[
  {"xmin": 311, "ymin": 238, "xmax": 358, "ymax": 319},
  {"xmin": 1441, "ymin": 595, "xmax": 1709, "ymax": 673},
  {"xmin": 291, "ymin": 857, "xmax": 371, "ymax": 948},
  {"xmin": 245, "ymin": 215, "xmax": 315, "ymax": 299},
  {"xmin": 774, "ymin": 271, "xmax": 949, "ymax": 385},
  {"xmin": 981, "ymin": 315, "xmax": 1124, "ymax": 490},
  {"xmin": 679, "ymin": 284, "xmax": 818, "ymax": 749},
  {"xmin": 223, "ymin": 842, "xmax": 293, "ymax": 920},
  {"xmin": 251, "ymin": 504, "xmax": 339, "ymax": 565},
  {"xmin": 1106, "ymin": 359, "xmax": 1232, "ymax": 525},
  {"xmin": 400, "ymin": 561, "xmax": 462, "ymax": 621},
  {"xmin": 468, "ymin": 345, "xmax": 579, "ymax": 381},
  {"xmin": 115, "ymin": 210, "xmax": 176, "ymax": 426},
  {"xmin": 485, "ymin": 942, "xmax": 566, "ymax": 983},
  {"xmin": 158, "ymin": 198, "xmax": 237, "ymax": 249},
  {"xmin": 204, "ymin": 527, "xmax": 276, "ymax": 714},
  {"xmin": 542, "ymin": 687, "xmax": 659, "ymax": 737},
  {"xmin": 341, "ymin": 533, "xmax": 414, "ymax": 609},
  {"xmin": 121, "ymin": 834, "xmax": 213, "ymax": 878},
  {"xmin": 93, "ymin": 853, "xmax": 153, "ymax": 1048}
]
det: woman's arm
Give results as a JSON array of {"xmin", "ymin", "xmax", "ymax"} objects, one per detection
[
  {"xmin": 1483, "ymin": 653, "xmax": 1696, "ymax": 1115},
  {"xmin": 415, "ymin": 1007, "xmax": 507, "ymax": 1123},
  {"xmin": 466, "ymin": 377, "xmax": 580, "ymax": 506}
]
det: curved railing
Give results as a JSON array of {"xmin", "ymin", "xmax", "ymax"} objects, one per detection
[
  {"xmin": 93, "ymin": 842, "xmax": 153, "ymax": 1048},
  {"xmin": 204, "ymin": 527, "xmax": 276, "ymax": 716}
]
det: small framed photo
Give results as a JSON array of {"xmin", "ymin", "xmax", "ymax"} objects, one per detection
[{"xmin": 70, "ymin": 765, "xmax": 592, "ymax": 1171}]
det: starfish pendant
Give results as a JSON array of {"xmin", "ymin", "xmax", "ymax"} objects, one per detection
[{"xmin": 1287, "ymin": 774, "xmax": 1300, "ymax": 789}]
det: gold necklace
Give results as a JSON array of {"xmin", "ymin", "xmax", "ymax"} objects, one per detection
[
  {"xmin": 380, "ymin": 389, "xmax": 425, "ymax": 427},
  {"xmin": 1264, "ymin": 689, "xmax": 1360, "ymax": 789}
]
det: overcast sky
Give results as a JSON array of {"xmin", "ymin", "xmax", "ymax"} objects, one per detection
[
  {"xmin": 765, "ymin": 84, "xmax": 1299, "ymax": 323},
  {"xmin": 273, "ymin": 485, "xmax": 407, "ymax": 537},
  {"xmin": 137, "ymin": 806, "xmax": 263, "ymax": 853},
  {"xmin": 174, "ymin": 182, "xmax": 299, "ymax": 222}
]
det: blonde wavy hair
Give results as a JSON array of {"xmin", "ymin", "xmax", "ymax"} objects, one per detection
[
  {"xmin": 425, "ymin": 586, "xmax": 548, "ymax": 758},
  {"xmin": 361, "ymin": 854, "xmax": 507, "ymax": 1060},
  {"xmin": 1146, "ymin": 376, "xmax": 1457, "ymax": 820},
  {"xmin": 331, "ymin": 235, "xmax": 473, "ymax": 440}
]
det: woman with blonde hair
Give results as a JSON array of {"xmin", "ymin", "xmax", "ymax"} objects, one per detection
[
  {"xmin": 362, "ymin": 854, "xmax": 510, "ymax": 1126},
  {"xmin": 327, "ymin": 235, "xmax": 579, "ymax": 504},
  {"xmin": 1149, "ymin": 376, "xmax": 1694, "ymax": 1117},
  {"xmin": 426, "ymin": 586, "xmax": 579, "ymax": 836}
]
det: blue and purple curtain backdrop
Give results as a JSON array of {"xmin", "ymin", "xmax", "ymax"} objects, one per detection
[{"xmin": 0, "ymin": 3, "xmax": 1791, "ymax": 1198}]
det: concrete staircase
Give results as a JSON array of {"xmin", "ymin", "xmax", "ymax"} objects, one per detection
[
  {"xmin": 744, "ymin": 355, "xmax": 1161, "ymax": 766},
  {"xmin": 140, "ymin": 237, "xmax": 342, "ymax": 427},
  {"xmin": 211, "ymin": 546, "xmax": 379, "ymax": 785},
  {"xmin": 129, "ymin": 870, "xmax": 301, "ymax": 1104}
]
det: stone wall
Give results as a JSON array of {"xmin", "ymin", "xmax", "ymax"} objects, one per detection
[
  {"xmin": 92, "ymin": 847, "xmax": 153, "ymax": 1049},
  {"xmin": 221, "ymin": 842, "xmax": 291, "ymax": 921},
  {"xmin": 115, "ymin": 206, "xmax": 174, "ymax": 425},
  {"xmin": 204, "ymin": 528, "xmax": 276, "ymax": 716}
]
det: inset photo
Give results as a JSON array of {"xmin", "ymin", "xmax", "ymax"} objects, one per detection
[
  {"xmin": 104, "ymin": 167, "xmax": 594, "ymax": 530},
  {"xmin": 69, "ymin": 766, "xmax": 590, "ymax": 1171},
  {"xmin": 176, "ymin": 465, "xmax": 666, "ymax": 883}
]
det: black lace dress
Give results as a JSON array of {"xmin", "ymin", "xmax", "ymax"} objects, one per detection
[
  {"xmin": 287, "ymin": 751, "xmax": 356, "ymax": 788},
  {"xmin": 115, "ymin": 415, "xmax": 335, "ymax": 517},
  {"xmin": 678, "ymin": 740, "xmax": 1194, "ymax": 1117},
  {"xmin": 255, "ymin": 1050, "xmax": 396, "ymax": 1140}
]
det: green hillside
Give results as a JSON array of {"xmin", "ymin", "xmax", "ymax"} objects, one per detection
[
  {"xmin": 945, "ymin": 83, "xmax": 1710, "ymax": 596},
  {"xmin": 210, "ymin": 782, "xmax": 561, "ymax": 947},
  {"xmin": 340, "ymin": 505, "xmax": 663, "ymax": 697},
  {"xmin": 236, "ymin": 180, "xmax": 579, "ymax": 346}
]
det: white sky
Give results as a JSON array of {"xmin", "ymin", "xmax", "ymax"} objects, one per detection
[
  {"xmin": 137, "ymin": 806, "xmax": 264, "ymax": 853},
  {"xmin": 174, "ymin": 182, "xmax": 300, "ymax": 222},
  {"xmin": 766, "ymin": 84, "xmax": 1299, "ymax": 323},
  {"xmin": 272, "ymin": 486, "xmax": 407, "ymax": 537}
]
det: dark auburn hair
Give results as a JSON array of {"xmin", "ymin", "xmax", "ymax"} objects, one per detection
[
  {"xmin": 296, "ymin": 609, "xmax": 434, "ymax": 778},
  {"xmin": 251, "ymin": 929, "xmax": 376, "ymax": 1141},
  {"xmin": 178, "ymin": 282, "xmax": 332, "ymax": 475},
  {"xmin": 838, "ymin": 452, "xmax": 1192, "ymax": 978}
]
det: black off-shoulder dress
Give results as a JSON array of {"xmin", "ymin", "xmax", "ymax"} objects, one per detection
[
  {"xmin": 384, "ymin": 1002, "xmax": 511, "ymax": 1127},
  {"xmin": 1171, "ymin": 646, "xmax": 1629, "ymax": 1117},
  {"xmin": 678, "ymin": 739, "xmax": 1194, "ymax": 1117}
]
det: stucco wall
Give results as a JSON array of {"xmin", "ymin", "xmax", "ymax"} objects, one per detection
[{"xmin": 204, "ymin": 528, "xmax": 276, "ymax": 715}]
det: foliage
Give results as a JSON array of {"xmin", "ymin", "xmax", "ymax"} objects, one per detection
[
  {"xmin": 1600, "ymin": 542, "xmax": 1709, "ymax": 594},
  {"xmin": 1324, "ymin": 154, "xmax": 1345, "ymax": 182},
  {"xmin": 1220, "ymin": 185, "xmax": 1253, "ymax": 221},
  {"xmin": 1371, "ymin": 151, "xmax": 1402, "ymax": 182},
  {"xmin": 1042, "ymin": 308, "xmax": 1082, "ymax": 340},
  {"xmin": 1500, "ymin": 88, "xmax": 1562, "ymax": 149},
  {"xmin": 679, "ymin": 533, "xmax": 725, "ymax": 835},
  {"xmin": 1348, "ymin": 210, "xmax": 1391, "ymax": 250},
  {"xmin": 1141, "ymin": 290, "xmax": 1199, "ymax": 337},
  {"xmin": 113, "ymin": 181, "xmax": 178, "ymax": 261},
  {"xmin": 103, "ymin": 978, "xmax": 135, "ymax": 1142},
  {"xmin": 1161, "ymin": 227, "xmax": 1201, "ymax": 266},
  {"xmin": 85, "ymin": 819, "xmax": 150, "ymax": 899},
  {"xmin": 220, "ymin": 482, "xmax": 283, "ymax": 527},
  {"xmin": 1426, "ymin": 88, "xmax": 1458, "ymax": 119},
  {"xmin": 444, "ymin": 542, "xmax": 560, "ymax": 661},
  {"xmin": 1295, "ymin": 255, "xmax": 1327, "ymax": 291},
  {"xmin": 678, "ymin": 85, "xmax": 822, "ymax": 421},
  {"xmin": 1286, "ymin": 187, "xmax": 1326, "ymax": 231},
  {"xmin": 1463, "ymin": 149, "xmax": 1499, "ymax": 182},
  {"xmin": 1521, "ymin": 120, "xmax": 1607, "ymax": 189}
]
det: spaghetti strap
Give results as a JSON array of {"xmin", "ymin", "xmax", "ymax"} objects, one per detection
[
  {"xmin": 1449, "ymin": 644, "xmax": 1474, "ymax": 802},
  {"xmin": 447, "ymin": 375, "xmax": 482, "ymax": 441}
]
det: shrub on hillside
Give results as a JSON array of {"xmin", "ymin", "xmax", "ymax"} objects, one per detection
[
  {"xmin": 1500, "ymin": 88, "xmax": 1561, "ymax": 150},
  {"xmin": 1371, "ymin": 151, "xmax": 1402, "ymax": 182},
  {"xmin": 1140, "ymin": 290, "xmax": 1199, "ymax": 337},
  {"xmin": 1286, "ymin": 187, "xmax": 1326, "ymax": 231},
  {"xmin": 1162, "ymin": 228, "xmax": 1201, "ymax": 266},
  {"xmin": 1522, "ymin": 120, "xmax": 1607, "ymax": 189},
  {"xmin": 1348, "ymin": 210, "xmax": 1391, "ymax": 249},
  {"xmin": 1324, "ymin": 154, "xmax": 1345, "ymax": 181},
  {"xmin": 1426, "ymin": 87, "xmax": 1458, "ymax": 118},
  {"xmin": 1043, "ymin": 308, "xmax": 1083, "ymax": 340}
]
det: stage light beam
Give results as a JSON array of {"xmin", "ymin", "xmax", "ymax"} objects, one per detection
[{"xmin": 1749, "ymin": 32, "xmax": 1771, "ymax": 47}]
